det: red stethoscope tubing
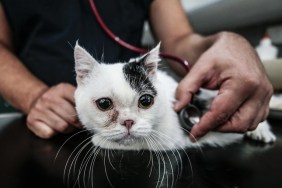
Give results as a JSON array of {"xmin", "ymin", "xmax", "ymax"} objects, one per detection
[{"xmin": 88, "ymin": 0, "xmax": 190, "ymax": 72}]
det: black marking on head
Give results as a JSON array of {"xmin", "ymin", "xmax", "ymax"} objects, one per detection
[{"xmin": 123, "ymin": 62, "xmax": 157, "ymax": 96}]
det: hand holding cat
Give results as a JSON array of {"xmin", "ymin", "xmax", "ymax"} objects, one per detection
[
  {"xmin": 26, "ymin": 83, "xmax": 82, "ymax": 139},
  {"xmin": 174, "ymin": 32, "xmax": 273, "ymax": 139}
]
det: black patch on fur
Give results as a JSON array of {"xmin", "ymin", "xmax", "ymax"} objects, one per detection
[{"xmin": 123, "ymin": 62, "xmax": 157, "ymax": 96}]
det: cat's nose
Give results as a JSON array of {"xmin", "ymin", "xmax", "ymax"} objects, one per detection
[{"xmin": 122, "ymin": 120, "xmax": 135, "ymax": 130}]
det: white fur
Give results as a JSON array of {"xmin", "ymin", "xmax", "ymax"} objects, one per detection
[
  {"xmin": 246, "ymin": 121, "xmax": 276, "ymax": 143},
  {"xmin": 74, "ymin": 43, "xmax": 276, "ymax": 151}
]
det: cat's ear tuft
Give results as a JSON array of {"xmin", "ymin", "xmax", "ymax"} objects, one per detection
[
  {"xmin": 74, "ymin": 41, "xmax": 99, "ymax": 85},
  {"xmin": 143, "ymin": 42, "xmax": 161, "ymax": 77}
]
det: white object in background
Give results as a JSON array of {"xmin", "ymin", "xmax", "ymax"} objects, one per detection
[
  {"xmin": 256, "ymin": 35, "xmax": 278, "ymax": 61},
  {"xmin": 181, "ymin": 0, "xmax": 222, "ymax": 12},
  {"xmin": 270, "ymin": 94, "xmax": 282, "ymax": 110}
]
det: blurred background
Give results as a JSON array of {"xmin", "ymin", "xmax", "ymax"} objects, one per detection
[
  {"xmin": 143, "ymin": 0, "xmax": 282, "ymax": 51},
  {"xmin": 142, "ymin": 0, "xmax": 282, "ymax": 93}
]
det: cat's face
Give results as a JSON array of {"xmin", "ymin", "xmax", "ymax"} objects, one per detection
[{"xmin": 74, "ymin": 43, "xmax": 162, "ymax": 146}]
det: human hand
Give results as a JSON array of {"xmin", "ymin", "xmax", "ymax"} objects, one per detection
[
  {"xmin": 174, "ymin": 32, "xmax": 273, "ymax": 139},
  {"xmin": 27, "ymin": 83, "xmax": 81, "ymax": 139}
]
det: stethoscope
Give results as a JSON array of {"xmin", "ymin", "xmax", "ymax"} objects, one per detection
[{"xmin": 89, "ymin": 0, "xmax": 201, "ymax": 131}]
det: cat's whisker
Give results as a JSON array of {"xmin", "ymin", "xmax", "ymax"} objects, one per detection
[
  {"xmin": 150, "ymin": 130, "xmax": 193, "ymax": 180},
  {"xmin": 146, "ymin": 135, "xmax": 168, "ymax": 188},
  {"xmin": 141, "ymin": 138, "xmax": 154, "ymax": 179},
  {"xmin": 150, "ymin": 130, "xmax": 193, "ymax": 181},
  {"xmin": 62, "ymin": 135, "xmax": 93, "ymax": 186},
  {"xmin": 150, "ymin": 133, "xmax": 180, "ymax": 185},
  {"xmin": 143, "ymin": 137, "xmax": 156, "ymax": 177},
  {"xmin": 103, "ymin": 142, "xmax": 114, "ymax": 188},
  {"xmin": 84, "ymin": 137, "xmax": 106, "ymax": 187},
  {"xmin": 81, "ymin": 145, "xmax": 97, "ymax": 188},
  {"xmin": 144, "ymin": 137, "xmax": 158, "ymax": 177},
  {"xmin": 89, "ymin": 139, "xmax": 106, "ymax": 187},
  {"xmin": 178, "ymin": 126, "xmax": 204, "ymax": 155},
  {"xmin": 68, "ymin": 137, "xmax": 96, "ymax": 187},
  {"xmin": 153, "ymin": 146, "xmax": 170, "ymax": 188},
  {"xmin": 83, "ymin": 148, "xmax": 95, "ymax": 187},
  {"xmin": 149, "ymin": 135, "xmax": 176, "ymax": 188},
  {"xmin": 55, "ymin": 128, "xmax": 95, "ymax": 162},
  {"xmin": 107, "ymin": 148, "xmax": 117, "ymax": 171},
  {"xmin": 82, "ymin": 138, "xmax": 108, "ymax": 187},
  {"xmin": 90, "ymin": 148, "xmax": 98, "ymax": 188},
  {"xmin": 90, "ymin": 145, "xmax": 103, "ymax": 187},
  {"xmin": 65, "ymin": 132, "xmax": 104, "ymax": 188},
  {"xmin": 144, "ymin": 137, "xmax": 163, "ymax": 188}
]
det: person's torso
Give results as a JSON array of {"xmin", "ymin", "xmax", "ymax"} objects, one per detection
[{"xmin": 1, "ymin": 0, "xmax": 151, "ymax": 85}]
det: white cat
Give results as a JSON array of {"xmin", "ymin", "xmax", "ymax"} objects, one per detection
[{"xmin": 74, "ymin": 42, "xmax": 276, "ymax": 151}]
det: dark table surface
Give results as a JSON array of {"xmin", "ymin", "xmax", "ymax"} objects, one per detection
[{"xmin": 0, "ymin": 116, "xmax": 282, "ymax": 188}]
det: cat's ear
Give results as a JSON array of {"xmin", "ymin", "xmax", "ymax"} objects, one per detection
[
  {"xmin": 74, "ymin": 41, "xmax": 99, "ymax": 85},
  {"xmin": 142, "ymin": 42, "xmax": 161, "ymax": 77}
]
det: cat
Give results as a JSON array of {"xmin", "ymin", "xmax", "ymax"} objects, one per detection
[{"xmin": 74, "ymin": 42, "xmax": 276, "ymax": 151}]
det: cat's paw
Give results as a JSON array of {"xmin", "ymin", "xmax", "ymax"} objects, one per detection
[{"xmin": 245, "ymin": 121, "xmax": 276, "ymax": 143}]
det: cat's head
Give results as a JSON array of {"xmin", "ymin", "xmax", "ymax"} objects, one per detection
[{"xmin": 74, "ymin": 42, "xmax": 163, "ymax": 146}]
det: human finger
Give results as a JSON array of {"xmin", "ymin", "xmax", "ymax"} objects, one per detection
[
  {"xmin": 29, "ymin": 106, "xmax": 74, "ymax": 134},
  {"xmin": 47, "ymin": 96, "xmax": 81, "ymax": 128},
  {"xmin": 28, "ymin": 95, "xmax": 75, "ymax": 134},
  {"xmin": 40, "ymin": 83, "xmax": 81, "ymax": 128},
  {"xmin": 54, "ymin": 83, "xmax": 81, "ymax": 128},
  {"xmin": 190, "ymin": 87, "xmax": 249, "ymax": 139},
  {"xmin": 26, "ymin": 120, "xmax": 57, "ymax": 139},
  {"xmin": 41, "ymin": 109, "xmax": 75, "ymax": 133},
  {"xmin": 174, "ymin": 63, "xmax": 208, "ymax": 111},
  {"xmin": 217, "ymin": 90, "xmax": 269, "ymax": 132},
  {"xmin": 56, "ymin": 83, "xmax": 76, "ymax": 104}
]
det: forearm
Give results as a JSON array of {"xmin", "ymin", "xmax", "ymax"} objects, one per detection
[
  {"xmin": 149, "ymin": 0, "xmax": 217, "ymax": 76},
  {"xmin": 0, "ymin": 44, "xmax": 48, "ymax": 113},
  {"xmin": 163, "ymin": 33, "xmax": 217, "ymax": 75}
]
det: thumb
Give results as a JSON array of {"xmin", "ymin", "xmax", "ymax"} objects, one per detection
[{"xmin": 174, "ymin": 63, "xmax": 206, "ymax": 111}]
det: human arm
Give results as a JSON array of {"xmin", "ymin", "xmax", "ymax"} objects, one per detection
[
  {"xmin": 0, "ymin": 3, "xmax": 80, "ymax": 138},
  {"xmin": 149, "ymin": 0, "xmax": 273, "ymax": 139},
  {"xmin": 0, "ymin": 3, "xmax": 48, "ymax": 114}
]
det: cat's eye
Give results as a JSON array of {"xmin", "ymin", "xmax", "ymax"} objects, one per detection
[
  {"xmin": 95, "ymin": 98, "xmax": 113, "ymax": 111},
  {"xmin": 138, "ymin": 94, "xmax": 154, "ymax": 109}
]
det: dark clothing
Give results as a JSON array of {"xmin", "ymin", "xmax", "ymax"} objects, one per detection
[{"xmin": 1, "ymin": 0, "xmax": 151, "ymax": 86}]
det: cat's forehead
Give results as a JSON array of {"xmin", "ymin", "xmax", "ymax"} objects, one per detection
[
  {"xmin": 122, "ymin": 62, "xmax": 157, "ymax": 96},
  {"xmin": 86, "ymin": 62, "xmax": 157, "ymax": 103},
  {"xmin": 89, "ymin": 63, "xmax": 138, "ymax": 98}
]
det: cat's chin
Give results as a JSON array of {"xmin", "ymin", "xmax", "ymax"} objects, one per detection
[
  {"xmin": 92, "ymin": 135, "xmax": 145, "ymax": 150},
  {"xmin": 114, "ymin": 136, "xmax": 140, "ymax": 146}
]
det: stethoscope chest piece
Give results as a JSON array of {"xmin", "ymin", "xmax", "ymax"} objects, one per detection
[{"xmin": 179, "ymin": 104, "xmax": 201, "ymax": 132}]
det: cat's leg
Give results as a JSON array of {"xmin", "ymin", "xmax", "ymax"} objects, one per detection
[{"xmin": 245, "ymin": 121, "xmax": 276, "ymax": 143}]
